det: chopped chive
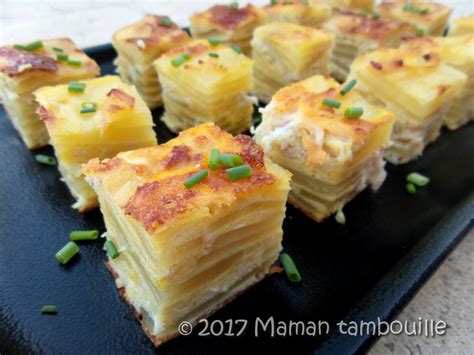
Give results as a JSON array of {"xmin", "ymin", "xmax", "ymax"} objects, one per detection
[
  {"xmin": 35, "ymin": 154, "xmax": 57, "ymax": 166},
  {"xmin": 184, "ymin": 169, "xmax": 208, "ymax": 188},
  {"xmin": 322, "ymin": 98, "xmax": 341, "ymax": 109},
  {"xmin": 41, "ymin": 305, "xmax": 58, "ymax": 314},
  {"xmin": 208, "ymin": 37, "xmax": 221, "ymax": 46},
  {"xmin": 209, "ymin": 149, "xmax": 220, "ymax": 170},
  {"xmin": 55, "ymin": 241, "xmax": 79, "ymax": 264},
  {"xmin": 270, "ymin": 0, "xmax": 278, "ymax": 4},
  {"xmin": 340, "ymin": 79, "xmax": 357, "ymax": 95},
  {"xmin": 160, "ymin": 17, "xmax": 172, "ymax": 27},
  {"xmin": 403, "ymin": 3, "xmax": 415, "ymax": 12},
  {"xmin": 415, "ymin": 27, "xmax": 425, "ymax": 37},
  {"xmin": 218, "ymin": 153, "xmax": 244, "ymax": 167},
  {"xmin": 208, "ymin": 52, "xmax": 219, "ymax": 58},
  {"xmin": 171, "ymin": 53, "xmax": 191, "ymax": 67},
  {"xmin": 372, "ymin": 11, "xmax": 380, "ymax": 19},
  {"xmin": 230, "ymin": 43, "xmax": 242, "ymax": 54},
  {"xmin": 344, "ymin": 107, "xmax": 364, "ymax": 119},
  {"xmin": 13, "ymin": 40, "xmax": 43, "ymax": 52},
  {"xmin": 80, "ymin": 102, "xmax": 97, "ymax": 114},
  {"xmin": 66, "ymin": 59, "xmax": 82, "ymax": 66},
  {"xmin": 443, "ymin": 26, "xmax": 449, "ymax": 37},
  {"xmin": 226, "ymin": 164, "xmax": 251, "ymax": 181},
  {"xmin": 57, "ymin": 53, "xmax": 69, "ymax": 61},
  {"xmin": 52, "ymin": 47, "xmax": 63, "ymax": 52},
  {"xmin": 230, "ymin": 1, "xmax": 239, "ymax": 8},
  {"xmin": 301, "ymin": 0, "xmax": 309, "ymax": 5},
  {"xmin": 104, "ymin": 240, "xmax": 119, "ymax": 259},
  {"xmin": 406, "ymin": 172, "xmax": 430, "ymax": 187},
  {"xmin": 418, "ymin": 8, "xmax": 429, "ymax": 15},
  {"xmin": 70, "ymin": 230, "xmax": 99, "ymax": 241},
  {"xmin": 406, "ymin": 182, "xmax": 417, "ymax": 195},
  {"xmin": 279, "ymin": 253, "xmax": 301, "ymax": 283},
  {"xmin": 68, "ymin": 82, "xmax": 86, "ymax": 93}
]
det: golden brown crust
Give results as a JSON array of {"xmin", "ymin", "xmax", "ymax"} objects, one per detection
[
  {"xmin": 115, "ymin": 14, "xmax": 190, "ymax": 48},
  {"xmin": 83, "ymin": 123, "xmax": 284, "ymax": 232},
  {"xmin": 327, "ymin": 11, "xmax": 414, "ymax": 41},
  {"xmin": 192, "ymin": 4, "xmax": 262, "ymax": 30},
  {"xmin": 105, "ymin": 261, "xmax": 282, "ymax": 347},
  {"xmin": 106, "ymin": 88, "xmax": 136, "ymax": 112},
  {"xmin": 0, "ymin": 47, "xmax": 58, "ymax": 76}
]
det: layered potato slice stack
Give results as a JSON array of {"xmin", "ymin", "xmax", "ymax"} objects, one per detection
[
  {"xmin": 322, "ymin": 11, "xmax": 414, "ymax": 81},
  {"xmin": 154, "ymin": 40, "xmax": 253, "ymax": 134},
  {"xmin": 401, "ymin": 35, "xmax": 474, "ymax": 130},
  {"xmin": 254, "ymin": 75, "xmax": 395, "ymax": 222},
  {"xmin": 112, "ymin": 14, "xmax": 191, "ymax": 109},
  {"xmin": 448, "ymin": 14, "xmax": 474, "ymax": 36},
  {"xmin": 82, "ymin": 123, "xmax": 291, "ymax": 346},
  {"xmin": 0, "ymin": 38, "xmax": 99, "ymax": 149},
  {"xmin": 263, "ymin": 0, "xmax": 332, "ymax": 27},
  {"xmin": 252, "ymin": 22, "xmax": 335, "ymax": 103},
  {"xmin": 376, "ymin": 0, "xmax": 452, "ymax": 36},
  {"xmin": 34, "ymin": 76, "xmax": 157, "ymax": 212},
  {"xmin": 190, "ymin": 4, "xmax": 266, "ymax": 56},
  {"xmin": 350, "ymin": 48, "xmax": 467, "ymax": 164}
]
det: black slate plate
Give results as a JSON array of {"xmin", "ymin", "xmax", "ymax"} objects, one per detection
[{"xmin": 1, "ymin": 44, "xmax": 473, "ymax": 355}]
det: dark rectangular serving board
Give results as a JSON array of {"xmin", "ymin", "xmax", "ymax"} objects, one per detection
[{"xmin": 1, "ymin": 44, "xmax": 473, "ymax": 355}]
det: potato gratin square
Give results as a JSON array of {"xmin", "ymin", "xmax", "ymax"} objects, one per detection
[
  {"xmin": 401, "ymin": 35, "xmax": 474, "ymax": 130},
  {"xmin": 254, "ymin": 75, "xmax": 395, "ymax": 222},
  {"xmin": 112, "ymin": 14, "xmax": 191, "ymax": 109},
  {"xmin": 263, "ymin": 0, "xmax": 332, "ymax": 28},
  {"xmin": 252, "ymin": 22, "xmax": 335, "ymax": 104},
  {"xmin": 82, "ymin": 123, "xmax": 291, "ymax": 346},
  {"xmin": 190, "ymin": 4, "xmax": 265, "ymax": 56},
  {"xmin": 34, "ymin": 75, "xmax": 157, "ymax": 212},
  {"xmin": 0, "ymin": 38, "xmax": 99, "ymax": 149},
  {"xmin": 376, "ymin": 0, "xmax": 452, "ymax": 36},
  {"xmin": 350, "ymin": 48, "xmax": 467, "ymax": 164},
  {"xmin": 154, "ymin": 39, "xmax": 253, "ymax": 134},
  {"xmin": 322, "ymin": 11, "xmax": 414, "ymax": 81}
]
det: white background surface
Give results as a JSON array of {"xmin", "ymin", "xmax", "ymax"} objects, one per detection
[{"xmin": 0, "ymin": 0, "xmax": 473, "ymax": 47}]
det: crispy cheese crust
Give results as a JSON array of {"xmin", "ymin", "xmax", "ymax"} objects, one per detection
[
  {"xmin": 323, "ymin": 11, "xmax": 414, "ymax": 80},
  {"xmin": 154, "ymin": 39, "xmax": 253, "ymax": 133},
  {"xmin": 112, "ymin": 14, "xmax": 191, "ymax": 109},
  {"xmin": 252, "ymin": 22, "xmax": 334, "ymax": 103},
  {"xmin": 376, "ymin": 0, "xmax": 452, "ymax": 36},
  {"xmin": 449, "ymin": 14, "xmax": 474, "ymax": 36},
  {"xmin": 255, "ymin": 75, "xmax": 395, "ymax": 221},
  {"xmin": 34, "ymin": 75, "xmax": 157, "ymax": 211},
  {"xmin": 0, "ymin": 38, "xmax": 99, "ymax": 149},
  {"xmin": 350, "ymin": 48, "xmax": 467, "ymax": 163},
  {"xmin": 321, "ymin": 0, "xmax": 374, "ymax": 12},
  {"xmin": 82, "ymin": 123, "xmax": 291, "ymax": 345},
  {"xmin": 264, "ymin": 0, "xmax": 332, "ymax": 27},
  {"xmin": 190, "ymin": 4, "xmax": 266, "ymax": 55}
]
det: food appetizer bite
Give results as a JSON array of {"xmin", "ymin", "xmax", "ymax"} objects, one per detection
[
  {"xmin": 189, "ymin": 3, "xmax": 265, "ymax": 56},
  {"xmin": 112, "ymin": 15, "xmax": 191, "ymax": 110},
  {"xmin": 448, "ymin": 14, "xmax": 474, "ymax": 36},
  {"xmin": 252, "ymin": 22, "xmax": 335, "ymax": 103},
  {"xmin": 254, "ymin": 75, "xmax": 395, "ymax": 222},
  {"xmin": 323, "ymin": 0, "xmax": 374, "ymax": 12},
  {"xmin": 34, "ymin": 75, "xmax": 157, "ymax": 212},
  {"xmin": 263, "ymin": 0, "xmax": 332, "ymax": 28},
  {"xmin": 154, "ymin": 39, "xmax": 253, "ymax": 134},
  {"xmin": 322, "ymin": 11, "xmax": 414, "ymax": 81},
  {"xmin": 350, "ymin": 48, "xmax": 467, "ymax": 164},
  {"xmin": 376, "ymin": 0, "xmax": 452, "ymax": 36},
  {"xmin": 0, "ymin": 38, "xmax": 99, "ymax": 149},
  {"xmin": 401, "ymin": 35, "xmax": 474, "ymax": 130},
  {"xmin": 81, "ymin": 123, "xmax": 291, "ymax": 346}
]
